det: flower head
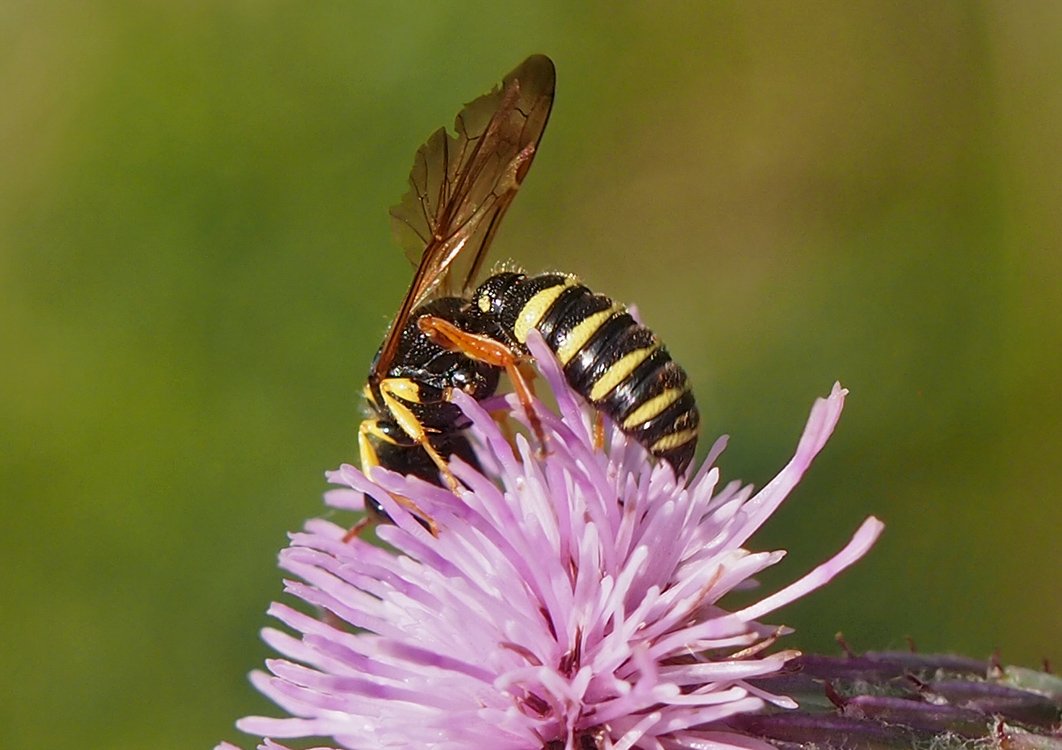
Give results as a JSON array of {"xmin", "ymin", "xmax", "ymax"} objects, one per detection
[{"xmin": 225, "ymin": 333, "xmax": 883, "ymax": 750}]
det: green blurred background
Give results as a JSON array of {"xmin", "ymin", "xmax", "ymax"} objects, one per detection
[{"xmin": 2, "ymin": 2, "xmax": 1059, "ymax": 747}]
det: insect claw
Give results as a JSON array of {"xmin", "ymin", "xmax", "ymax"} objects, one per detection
[{"xmin": 343, "ymin": 515, "xmax": 376, "ymax": 543}]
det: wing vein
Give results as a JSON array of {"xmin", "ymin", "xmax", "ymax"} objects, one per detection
[{"xmin": 375, "ymin": 55, "xmax": 556, "ymax": 381}]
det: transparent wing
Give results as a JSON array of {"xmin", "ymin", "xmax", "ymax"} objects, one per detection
[{"xmin": 375, "ymin": 54, "xmax": 555, "ymax": 379}]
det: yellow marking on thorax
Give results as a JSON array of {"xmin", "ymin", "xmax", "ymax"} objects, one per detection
[
  {"xmin": 621, "ymin": 387, "xmax": 685, "ymax": 429},
  {"xmin": 650, "ymin": 427, "xmax": 699, "ymax": 454},
  {"xmin": 556, "ymin": 306, "xmax": 620, "ymax": 365},
  {"xmin": 513, "ymin": 279, "xmax": 572, "ymax": 344},
  {"xmin": 588, "ymin": 345, "xmax": 658, "ymax": 402}
]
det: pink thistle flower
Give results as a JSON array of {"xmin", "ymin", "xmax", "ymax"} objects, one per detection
[{"xmin": 222, "ymin": 333, "xmax": 883, "ymax": 750}]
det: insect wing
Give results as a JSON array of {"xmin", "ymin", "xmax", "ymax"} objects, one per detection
[{"xmin": 375, "ymin": 55, "xmax": 555, "ymax": 379}]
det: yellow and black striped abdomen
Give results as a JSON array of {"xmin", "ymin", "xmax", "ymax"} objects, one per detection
[{"xmin": 473, "ymin": 272, "xmax": 700, "ymax": 475}]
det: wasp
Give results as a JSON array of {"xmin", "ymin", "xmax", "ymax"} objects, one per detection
[{"xmin": 360, "ymin": 55, "xmax": 699, "ymax": 520}]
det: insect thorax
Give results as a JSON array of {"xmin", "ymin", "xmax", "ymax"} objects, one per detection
[{"xmin": 381, "ymin": 297, "xmax": 500, "ymax": 414}]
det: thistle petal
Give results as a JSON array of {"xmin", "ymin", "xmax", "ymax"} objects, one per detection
[{"xmin": 224, "ymin": 346, "xmax": 881, "ymax": 749}]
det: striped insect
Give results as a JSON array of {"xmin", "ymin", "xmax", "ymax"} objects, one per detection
[{"xmin": 360, "ymin": 54, "xmax": 699, "ymax": 522}]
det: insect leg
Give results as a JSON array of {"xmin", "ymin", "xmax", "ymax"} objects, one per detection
[
  {"xmin": 592, "ymin": 411, "xmax": 606, "ymax": 451},
  {"xmin": 417, "ymin": 315, "xmax": 548, "ymax": 454},
  {"xmin": 341, "ymin": 514, "xmax": 376, "ymax": 544},
  {"xmin": 377, "ymin": 378, "xmax": 461, "ymax": 492},
  {"xmin": 352, "ymin": 417, "xmax": 441, "ymax": 538},
  {"xmin": 358, "ymin": 417, "xmax": 384, "ymax": 476}
]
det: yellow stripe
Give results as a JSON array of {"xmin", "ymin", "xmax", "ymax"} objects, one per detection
[
  {"xmin": 588, "ymin": 345, "xmax": 657, "ymax": 402},
  {"xmin": 622, "ymin": 387, "xmax": 684, "ymax": 429},
  {"xmin": 556, "ymin": 306, "xmax": 619, "ymax": 365},
  {"xmin": 650, "ymin": 427, "xmax": 699, "ymax": 454},
  {"xmin": 513, "ymin": 280, "xmax": 572, "ymax": 344}
]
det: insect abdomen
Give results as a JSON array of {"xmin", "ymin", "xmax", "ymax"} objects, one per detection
[{"xmin": 474, "ymin": 272, "xmax": 700, "ymax": 475}]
